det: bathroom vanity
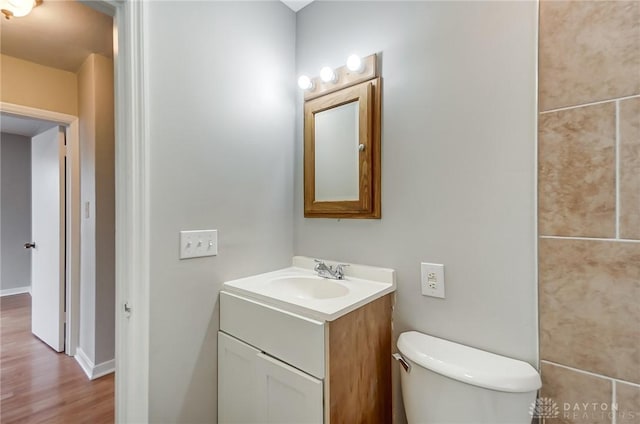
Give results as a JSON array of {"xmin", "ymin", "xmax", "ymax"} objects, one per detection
[{"xmin": 218, "ymin": 257, "xmax": 395, "ymax": 424}]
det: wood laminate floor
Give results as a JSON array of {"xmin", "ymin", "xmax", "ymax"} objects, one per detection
[{"xmin": 0, "ymin": 294, "xmax": 114, "ymax": 423}]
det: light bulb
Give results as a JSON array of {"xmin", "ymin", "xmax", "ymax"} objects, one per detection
[
  {"xmin": 346, "ymin": 54, "xmax": 364, "ymax": 73},
  {"xmin": 4, "ymin": 0, "xmax": 34, "ymax": 17},
  {"xmin": 319, "ymin": 66, "xmax": 336, "ymax": 83},
  {"xmin": 297, "ymin": 75, "xmax": 313, "ymax": 90}
]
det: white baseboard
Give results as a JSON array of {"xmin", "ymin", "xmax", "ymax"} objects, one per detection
[
  {"xmin": 0, "ymin": 286, "xmax": 31, "ymax": 297},
  {"xmin": 75, "ymin": 347, "xmax": 115, "ymax": 380}
]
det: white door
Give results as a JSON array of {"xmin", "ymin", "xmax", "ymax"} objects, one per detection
[
  {"xmin": 218, "ymin": 332, "xmax": 262, "ymax": 424},
  {"xmin": 256, "ymin": 351, "xmax": 323, "ymax": 424},
  {"xmin": 218, "ymin": 331, "xmax": 324, "ymax": 424},
  {"xmin": 30, "ymin": 126, "xmax": 65, "ymax": 352}
]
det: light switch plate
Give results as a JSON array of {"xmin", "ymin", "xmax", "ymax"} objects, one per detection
[
  {"xmin": 180, "ymin": 230, "xmax": 218, "ymax": 259},
  {"xmin": 421, "ymin": 262, "xmax": 445, "ymax": 298}
]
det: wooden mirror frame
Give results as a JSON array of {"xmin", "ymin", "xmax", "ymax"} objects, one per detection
[{"xmin": 303, "ymin": 56, "xmax": 381, "ymax": 219}]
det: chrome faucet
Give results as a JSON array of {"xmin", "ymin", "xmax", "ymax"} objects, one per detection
[{"xmin": 314, "ymin": 260, "xmax": 348, "ymax": 280}]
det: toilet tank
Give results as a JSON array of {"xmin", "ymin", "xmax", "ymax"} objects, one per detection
[{"xmin": 397, "ymin": 331, "xmax": 541, "ymax": 424}]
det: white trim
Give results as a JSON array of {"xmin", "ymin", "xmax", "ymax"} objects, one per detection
[
  {"xmin": 0, "ymin": 102, "xmax": 80, "ymax": 358},
  {"xmin": 100, "ymin": 0, "xmax": 151, "ymax": 422},
  {"xmin": 93, "ymin": 358, "xmax": 116, "ymax": 379},
  {"xmin": 80, "ymin": 0, "xmax": 150, "ymax": 421},
  {"xmin": 74, "ymin": 348, "xmax": 93, "ymax": 378},
  {"xmin": 533, "ymin": 0, "xmax": 540, "ymax": 370},
  {"xmin": 77, "ymin": 2, "xmax": 153, "ymax": 419},
  {"xmin": 539, "ymin": 235, "xmax": 640, "ymax": 243},
  {"xmin": 0, "ymin": 103, "xmax": 76, "ymax": 124},
  {"xmin": 66, "ymin": 121, "xmax": 81, "ymax": 357},
  {"xmin": 75, "ymin": 347, "xmax": 115, "ymax": 380},
  {"xmin": 0, "ymin": 286, "xmax": 31, "ymax": 297},
  {"xmin": 539, "ymin": 94, "xmax": 640, "ymax": 115}
]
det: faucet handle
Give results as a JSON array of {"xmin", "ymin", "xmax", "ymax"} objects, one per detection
[
  {"xmin": 334, "ymin": 263, "xmax": 349, "ymax": 278},
  {"xmin": 313, "ymin": 259, "xmax": 325, "ymax": 271}
]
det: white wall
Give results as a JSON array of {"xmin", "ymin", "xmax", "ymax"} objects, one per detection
[
  {"xmin": 0, "ymin": 132, "xmax": 31, "ymax": 292},
  {"xmin": 294, "ymin": 2, "xmax": 538, "ymax": 422},
  {"xmin": 145, "ymin": 2, "xmax": 295, "ymax": 422},
  {"xmin": 140, "ymin": 1, "xmax": 537, "ymax": 422}
]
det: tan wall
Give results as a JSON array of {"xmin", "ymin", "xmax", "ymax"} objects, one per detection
[
  {"xmin": 92, "ymin": 53, "xmax": 115, "ymax": 366},
  {"xmin": 538, "ymin": 1, "xmax": 640, "ymax": 423},
  {"xmin": 0, "ymin": 54, "xmax": 78, "ymax": 116},
  {"xmin": 77, "ymin": 53, "xmax": 115, "ymax": 366}
]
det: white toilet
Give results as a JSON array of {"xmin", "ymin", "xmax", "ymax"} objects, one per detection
[{"xmin": 395, "ymin": 331, "xmax": 541, "ymax": 424}]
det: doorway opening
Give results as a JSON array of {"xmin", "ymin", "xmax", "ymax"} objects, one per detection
[
  {"xmin": 0, "ymin": 0, "xmax": 118, "ymax": 420},
  {"xmin": 1, "ymin": 110, "xmax": 80, "ymax": 352}
]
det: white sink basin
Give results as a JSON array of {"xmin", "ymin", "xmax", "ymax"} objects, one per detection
[
  {"xmin": 221, "ymin": 256, "xmax": 396, "ymax": 321},
  {"xmin": 267, "ymin": 276, "xmax": 350, "ymax": 300}
]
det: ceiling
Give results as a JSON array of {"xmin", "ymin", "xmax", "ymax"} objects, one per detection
[
  {"xmin": 1, "ymin": 113, "xmax": 58, "ymax": 137},
  {"xmin": 0, "ymin": 0, "xmax": 113, "ymax": 72},
  {"xmin": 0, "ymin": 0, "xmax": 313, "ymax": 74}
]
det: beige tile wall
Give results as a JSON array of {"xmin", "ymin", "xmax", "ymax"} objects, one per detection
[
  {"xmin": 539, "ymin": 104, "xmax": 616, "ymax": 237},
  {"xmin": 539, "ymin": 1, "xmax": 640, "ymax": 111},
  {"xmin": 541, "ymin": 362, "xmax": 613, "ymax": 424},
  {"xmin": 538, "ymin": 1, "xmax": 640, "ymax": 423},
  {"xmin": 539, "ymin": 239, "xmax": 640, "ymax": 382},
  {"xmin": 620, "ymin": 97, "xmax": 640, "ymax": 239},
  {"xmin": 618, "ymin": 383, "xmax": 640, "ymax": 424}
]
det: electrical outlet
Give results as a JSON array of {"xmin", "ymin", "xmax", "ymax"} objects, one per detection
[{"xmin": 421, "ymin": 262, "xmax": 445, "ymax": 298}]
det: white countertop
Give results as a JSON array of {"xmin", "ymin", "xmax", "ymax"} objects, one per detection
[{"xmin": 221, "ymin": 256, "xmax": 396, "ymax": 321}]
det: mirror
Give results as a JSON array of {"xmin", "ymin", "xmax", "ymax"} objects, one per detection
[
  {"xmin": 303, "ymin": 70, "xmax": 381, "ymax": 219},
  {"xmin": 314, "ymin": 101, "xmax": 360, "ymax": 201}
]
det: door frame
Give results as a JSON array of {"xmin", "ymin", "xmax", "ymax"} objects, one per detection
[
  {"xmin": 84, "ymin": 1, "xmax": 150, "ymax": 422},
  {"xmin": 0, "ymin": 102, "xmax": 80, "ymax": 357}
]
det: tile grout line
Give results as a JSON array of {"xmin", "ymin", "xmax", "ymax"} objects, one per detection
[
  {"xmin": 541, "ymin": 360, "xmax": 640, "ymax": 388},
  {"xmin": 615, "ymin": 100, "xmax": 620, "ymax": 240},
  {"xmin": 539, "ymin": 235, "xmax": 640, "ymax": 243},
  {"xmin": 539, "ymin": 94, "xmax": 640, "ymax": 115},
  {"xmin": 612, "ymin": 380, "xmax": 617, "ymax": 424}
]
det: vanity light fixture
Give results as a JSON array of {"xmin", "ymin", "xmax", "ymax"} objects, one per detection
[
  {"xmin": 298, "ymin": 54, "xmax": 375, "ymax": 93},
  {"xmin": 319, "ymin": 66, "xmax": 337, "ymax": 83},
  {"xmin": 346, "ymin": 54, "xmax": 364, "ymax": 73},
  {"xmin": 297, "ymin": 75, "xmax": 314, "ymax": 91},
  {"xmin": 1, "ymin": 0, "xmax": 42, "ymax": 19}
]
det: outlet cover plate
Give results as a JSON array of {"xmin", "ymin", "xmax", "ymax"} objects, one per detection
[
  {"xmin": 421, "ymin": 262, "xmax": 445, "ymax": 298},
  {"xmin": 180, "ymin": 230, "xmax": 218, "ymax": 259}
]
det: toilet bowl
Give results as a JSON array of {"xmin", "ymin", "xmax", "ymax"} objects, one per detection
[{"xmin": 395, "ymin": 331, "xmax": 541, "ymax": 424}]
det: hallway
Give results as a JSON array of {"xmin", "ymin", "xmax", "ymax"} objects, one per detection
[{"xmin": 0, "ymin": 294, "xmax": 114, "ymax": 423}]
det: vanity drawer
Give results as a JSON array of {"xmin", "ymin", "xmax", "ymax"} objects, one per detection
[{"xmin": 220, "ymin": 291, "xmax": 326, "ymax": 379}]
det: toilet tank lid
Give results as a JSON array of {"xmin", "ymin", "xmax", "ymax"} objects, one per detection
[{"xmin": 397, "ymin": 331, "xmax": 541, "ymax": 393}]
